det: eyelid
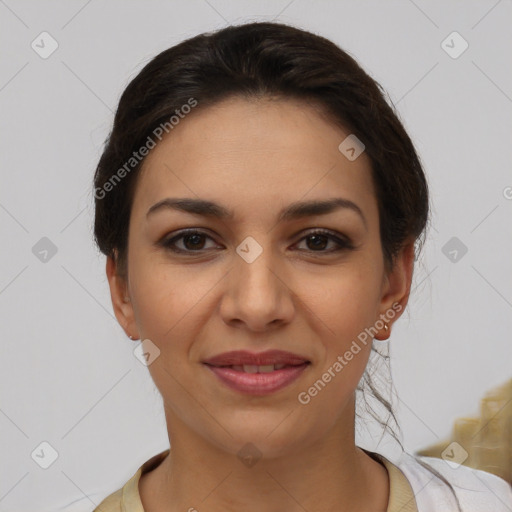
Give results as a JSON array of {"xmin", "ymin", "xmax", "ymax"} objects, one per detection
[
  {"xmin": 159, "ymin": 227, "xmax": 355, "ymax": 255},
  {"xmin": 293, "ymin": 228, "xmax": 355, "ymax": 251},
  {"xmin": 160, "ymin": 228, "xmax": 221, "ymax": 252}
]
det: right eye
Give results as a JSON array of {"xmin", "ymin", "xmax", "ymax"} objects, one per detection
[{"xmin": 160, "ymin": 229, "xmax": 220, "ymax": 253}]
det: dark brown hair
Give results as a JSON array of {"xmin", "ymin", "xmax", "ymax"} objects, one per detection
[
  {"xmin": 93, "ymin": 21, "xmax": 462, "ymax": 508},
  {"xmin": 94, "ymin": 21, "xmax": 429, "ymax": 276}
]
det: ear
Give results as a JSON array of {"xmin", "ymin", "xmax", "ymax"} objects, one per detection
[
  {"xmin": 374, "ymin": 241, "xmax": 415, "ymax": 340},
  {"xmin": 106, "ymin": 253, "xmax": 139, "ymax": 340}
]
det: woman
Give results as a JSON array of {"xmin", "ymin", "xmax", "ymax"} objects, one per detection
[{"xmin": 92, "ymin": 21, "xmax": 511, "ymax": 512}]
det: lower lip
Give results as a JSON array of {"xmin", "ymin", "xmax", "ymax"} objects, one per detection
[{"xmin": 204, "ymin": 363, "xmax": 309, "ymax": 395}]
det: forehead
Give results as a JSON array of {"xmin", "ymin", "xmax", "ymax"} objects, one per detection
[{"xmin": 132, "ymin": 96, "xmax": 378, "ymax": 225}]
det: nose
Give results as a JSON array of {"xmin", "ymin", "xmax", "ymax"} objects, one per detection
[{"xmin": 219, "ymin": 241, "xmax": 295, "ymax": 332}]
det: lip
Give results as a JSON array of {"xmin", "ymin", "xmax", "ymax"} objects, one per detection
[
  {"xmin": 205, "ymin": 363, "xmax": 310, "ymax": 395},
  {"xmin": 202, "ymin": 350, "xmax": 311, "ymax": 396},
  {"xmin": 202, "ymin": 349, "xmax": 310, "ymax": 367}
]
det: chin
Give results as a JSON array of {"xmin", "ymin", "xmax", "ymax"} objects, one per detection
[{"xmin": 208, "ymin": 414, "xmax": 317, "ymax": 461}]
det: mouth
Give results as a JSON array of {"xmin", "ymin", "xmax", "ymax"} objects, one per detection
[
  {"xmin": 202, "ymin": 350, "xmax": 311, "ymax": 395},
  {"xmin": 202, "ymin": 349, "xmax": 310, "ymax": 367},
  {"xmin": 209, "ymin": 363, "xmax": 304, "ymax": 372}
]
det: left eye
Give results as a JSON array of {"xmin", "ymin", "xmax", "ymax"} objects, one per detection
[
  {"xmin": 294, "ymin": 230, "xmax": 352, "ymax": 252},
  {"xmin": 160, "ymin": 229, "xmax": 352, "ymax": 254}
]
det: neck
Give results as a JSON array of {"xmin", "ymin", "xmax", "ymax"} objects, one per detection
[{"xmin": 140, "ymin": 398, "xmax": 389, "ymax": 512}]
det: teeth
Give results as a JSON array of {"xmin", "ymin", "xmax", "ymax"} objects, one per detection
[{"xmin": 229, "ymin": 364, "xmax": 288, "ymax": 373}]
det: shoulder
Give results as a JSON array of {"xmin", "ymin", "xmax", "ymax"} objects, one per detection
[
  {"xmin": 92, "ymin": 449, "xmax": 169, "ymax": 511},
  {"xmin": 395, "ymin": 452, "xmax": 512, "ymax": 512},
  {"xmin": 90, "ymin": 466, "xmax": 144, "ymax": 512},
  {"xmin": 93, "ymin": 488, "xmax": 123, "ymax": 511},
  {"xmin": 52, "ymin": 487, "xmax": 124, "ymax": 512},
  {"xmin": 54, "ymin": 466, "xmax": 141, "ymax": 511}
]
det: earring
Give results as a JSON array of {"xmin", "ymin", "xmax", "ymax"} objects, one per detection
[
  {"xmin": 129, "ymin": 335, "xmax": 134, "ymax": 340},
  {"xmin": 376, "ymin": 322, "xmax": 390, "ymax": 341}
]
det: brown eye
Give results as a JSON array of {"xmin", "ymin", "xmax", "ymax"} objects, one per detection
[
  {"xmin": 161, "ymin": 230, "xmax": 219, "ymax": 253},
  {"xmin": 305, "ymin": 233, "xmax": 329, "ymax": 251},
  {"xmin": 181, "ymin": 233, "xmax": 207, "ymax": 250},
  {"xmin": 294, "ymin": 229, "xmax": 354, "ymax": 253},
  {"xmin": 160, "ymin": 228, "xmax": 354, "ymax": 256}
]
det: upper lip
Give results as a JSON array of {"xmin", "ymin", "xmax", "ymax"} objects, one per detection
[{"xmin": 203, "ymin": 350, "xmax": 310, "ymax": 367}]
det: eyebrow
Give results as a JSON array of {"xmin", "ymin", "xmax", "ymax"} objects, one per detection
[{"xmin": 146, "ymin": 197, "xmax": 367, "ymax": 229}]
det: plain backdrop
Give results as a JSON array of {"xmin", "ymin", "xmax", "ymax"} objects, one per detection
[{"xmin": 1, "ymin": 1, "xmax": 511, "ymax": 510}]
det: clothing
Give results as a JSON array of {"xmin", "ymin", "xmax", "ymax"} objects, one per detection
[
  {"xmin": 89, "ymin": 446, "xmax": 511, "ymax": 512},
  {"xmin": 385, "ymin": 449, "xmax": 512, "ymax": 511}
]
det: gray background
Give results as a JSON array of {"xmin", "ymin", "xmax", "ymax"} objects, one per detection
[{"xmin": 1, "ymin": 0, "xmax": 511, "ymax": 510}]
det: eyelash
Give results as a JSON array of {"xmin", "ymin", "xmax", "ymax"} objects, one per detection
[{"xmin": 159, "ymin": 228, "xmax": 354, "ymax": 255}]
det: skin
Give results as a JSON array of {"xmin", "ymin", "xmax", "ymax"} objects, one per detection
[{"xmin": 106, "ymin": 96, "xmax": 415, "ymax": 512}]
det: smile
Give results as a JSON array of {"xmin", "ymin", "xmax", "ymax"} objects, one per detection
[{"xmin": 204, "ymin": 362, "xmax": 310, "ymax": 395}]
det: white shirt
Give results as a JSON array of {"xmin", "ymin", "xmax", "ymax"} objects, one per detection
[{"xmin": 393, "ymin": 451, "xmax": 512, "ymax": 511}]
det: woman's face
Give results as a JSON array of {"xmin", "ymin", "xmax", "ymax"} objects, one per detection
[{"xmin": 107, "ymin": 96, "xmax": 413, "ymax": 458}]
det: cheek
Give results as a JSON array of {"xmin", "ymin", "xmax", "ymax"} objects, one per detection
[
  {"xmin": 300, "ymin": 264, "xmax": 382, "ymax": 394},
  {"xmin": 305, "ymin": 264, "xmax": 382, "ymax": 338},
  {"xmin": 128, "ymin": 264, "xmax": 209, "ymax": 406},
  {"xmin": 128, "ymin": 255, "xmax": 217, "ymax": 341},
  {"xmin": 127, "ymin": 259, "xmax": 230, "ymax": 400}
]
